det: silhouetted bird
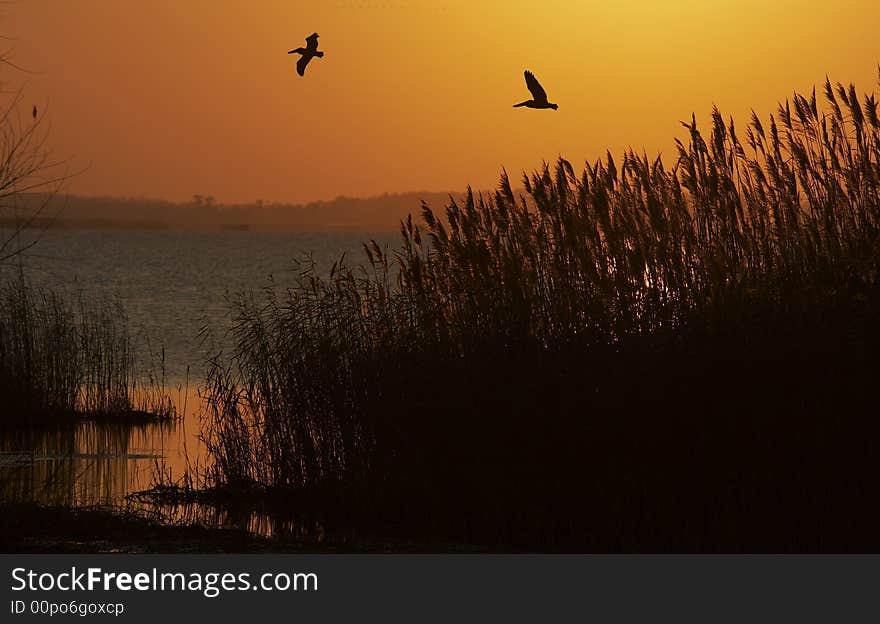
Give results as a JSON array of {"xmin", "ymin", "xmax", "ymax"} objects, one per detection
[
  {"xmin": 513, "ymin": 71, "xmax": 558, "ymax": 110},
  {"xmin": 32, "ymin": 105, "xmax": 37, "ymax": 120},
  {"xmin": 288, "ymin": 33, "xmax": 324, "ymax": 76}
]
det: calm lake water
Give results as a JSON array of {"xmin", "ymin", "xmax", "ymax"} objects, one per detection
[
  {"xmin": 1, "ymin": 228, "xmax": 397, "ymax": 534},
  {"xmin": 5, "ymin": 228, "xmax": 397, "ymax": 384}
]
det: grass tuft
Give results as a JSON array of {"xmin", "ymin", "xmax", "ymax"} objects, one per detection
[{"xmin": 196, "ymin": 76, "xmax": 880, "ymax": 550}]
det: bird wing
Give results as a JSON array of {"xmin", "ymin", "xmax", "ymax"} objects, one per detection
[
  {"xmin": 305, "ymin": 33, "xmax": 319, "ymax": 52},
  {"xmin": 296, "ymin": 55, "xmax": 312, "ymax": 76},
  {"xmin": 524, "ymin": 71, "xmax": 548, "ymax": 103}
]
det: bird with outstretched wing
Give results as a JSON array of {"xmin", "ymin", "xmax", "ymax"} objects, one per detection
[
  {"xmin": 525, "ymin": 71, "xmax": 548, "ymax": 104},
  {"xmin": 289, "ymin": 32, "xmax": 324, "ymax": 77},
  {"xmin": 513, "ymin": 70, "xmax": 558, "ymax": 110}
]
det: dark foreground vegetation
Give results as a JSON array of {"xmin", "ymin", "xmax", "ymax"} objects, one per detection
[
  {"xmin": 0, "ymin": 503, "xmax": 275, "ymax": 553},
  {"xmin": 0, "ymin": 502, "xmax": 479, "ymax": 553},
  {"xmin": 0, "ymin": 274, "xmax": 174, "ymax": 428},
  {"xmin": 189, "ymin": 74, "xmax": 880, "ymax": 552}
]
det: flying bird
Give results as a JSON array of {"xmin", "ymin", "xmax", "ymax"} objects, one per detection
[
  {"xmin": 288, "ymin": 33, "xmax": 324, "ymax": 77},
  {"xmin": 513, "ymin": 71, "xmax": 558, "ymax": 110}
]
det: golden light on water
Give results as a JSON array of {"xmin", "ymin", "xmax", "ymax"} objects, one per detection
[{"xmin": 7, "ymin": 0, "xmax": 879, "ymax": 207}]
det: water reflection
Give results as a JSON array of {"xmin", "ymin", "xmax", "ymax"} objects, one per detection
[
  {"xmin": 0, "ymin": 420, "xmax": 174, "ymax": 507},
  {"xmin": 1, "ymin": 229, "xmax": 399, "ymax": 540},
  {"xmin": 145, "ymin": 499, "xmax": 325, "ymax": 542},
  {"xmin": 0, "ymin": 397, "xmax": 309, "ymax": 540}
]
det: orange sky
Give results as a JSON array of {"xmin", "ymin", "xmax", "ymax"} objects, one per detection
[{"xmin": 5, "ymin": 0, "xmax": 879, "ymax": 204}]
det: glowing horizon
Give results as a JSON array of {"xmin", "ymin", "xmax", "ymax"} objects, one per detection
[{"xmin": 6, "ymin": 0, "xmax": 879, "ymax": 205}]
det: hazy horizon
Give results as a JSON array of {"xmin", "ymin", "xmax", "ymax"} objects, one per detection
[
  {"xmin": 9, "ymin": 188, "xmax": 472, "ymax": 231},
  {"xmin": 6, "ymin": 0, "xmax": 879, "ymax": 208}
]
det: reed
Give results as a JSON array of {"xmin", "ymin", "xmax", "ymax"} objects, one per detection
[
  {"xmin": 0, "ymin": 273, "xmax": 175, "ymax": 427},
  {"xmin": 198, "ymin": 74, "xmax": 880, "ymax": 550}
]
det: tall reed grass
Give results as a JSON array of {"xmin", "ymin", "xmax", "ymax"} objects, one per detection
[
  {"xmin": 199, "ymin": 75, "xmax": 880, "ymax": 550},
  {"xmin": 0, "ymin": 273, "xmax": 174, "ymax": 427}
]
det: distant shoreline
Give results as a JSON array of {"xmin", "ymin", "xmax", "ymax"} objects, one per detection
[
  {"xmin": 0, "ymin": 217, "xmax": 401, "ymax": 232},
  {"xmin": 8, "ymin": 190, "xmax": 475, "ymax": 233}
]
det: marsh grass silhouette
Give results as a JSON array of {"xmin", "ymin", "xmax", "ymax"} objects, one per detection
[
  {"xmin": 191, "ymin": 73, "xmax": 880, "ymax": 551},
  {"xmin": 0, "ymin": 274, "xmax": 175, "ymax": 428}
]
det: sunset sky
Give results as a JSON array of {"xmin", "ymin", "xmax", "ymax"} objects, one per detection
[{"xmin": 6, "ymin": 0, "xmax": 879, "ymax": 205}]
